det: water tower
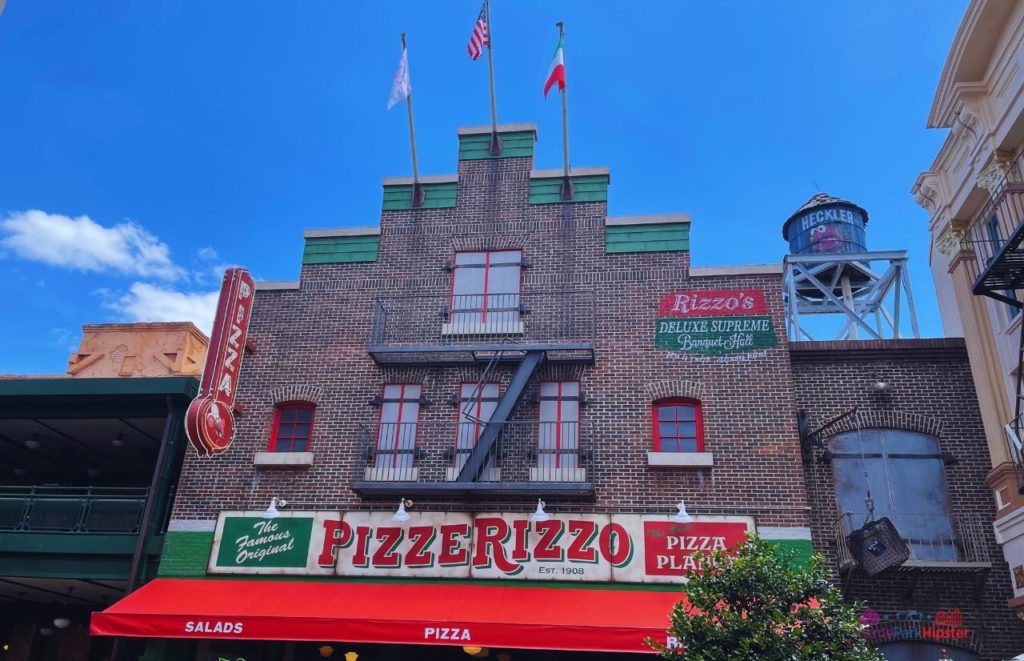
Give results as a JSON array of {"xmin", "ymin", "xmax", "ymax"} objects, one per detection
[{"xmin": 781, "ymin": 193, "xmax": 919, "ymax": 341}]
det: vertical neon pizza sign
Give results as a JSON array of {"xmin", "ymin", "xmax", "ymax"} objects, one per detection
[{"xmin": 186, "ymin": 268, "xmax": 256, "ymax": 456}]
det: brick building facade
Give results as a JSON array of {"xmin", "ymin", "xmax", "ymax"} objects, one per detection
[
  {"xmin": 92, "ymin": 124, "xmax": 1024, "ymax": 660},
  {"xmin": 794, "ymin": 340, "xmax": 1024, "ymax": 659}
]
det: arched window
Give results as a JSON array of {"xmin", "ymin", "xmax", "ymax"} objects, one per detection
[
  {"xmin": 830, "ymin": 429, "xmax": 955, "ymax": 561},
  {"xmin": 269, "ymin": 402, "xmax": 315, "ymax": 452},
  {"xmin": 653, "ymin": 399, "xmax": 704, "ymax": 452}
]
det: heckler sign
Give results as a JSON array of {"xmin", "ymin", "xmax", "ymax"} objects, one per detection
[
  {"xmin": 655, "ymin": 289, "xmax": 778, "ymax": 355},
  {"xmin": 209, "ymin": 511, "xmax": 753, "ymax": 585}
]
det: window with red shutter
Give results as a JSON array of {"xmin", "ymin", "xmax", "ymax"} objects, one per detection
[
  {"xmin": 652, "ymin": 399, "xmax": 704, "ymax": 453},
  {"xmin": 269, "ymin": 402, "xmax": 315, "ymax": 452}
]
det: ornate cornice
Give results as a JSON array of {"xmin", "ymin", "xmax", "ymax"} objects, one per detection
[
  {"xmin": 935, "ymin": 219, "xmax": 970, "ymax": 257},
  {"xmin": 913, "ymin": 174, "xmax": 942, "ymax": 214},
  {"xmin": 976, "ymin": 150, "xmax": 1016, "ymax": 194}
]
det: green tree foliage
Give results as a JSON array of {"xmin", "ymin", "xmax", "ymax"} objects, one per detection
[{"xmin": 651, "ymin": 533, "xmax": 882, "ymax": 661}]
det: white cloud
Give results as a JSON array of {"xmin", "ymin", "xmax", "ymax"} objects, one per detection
[
  {"xmin": 0, "ymin": 209, "xmax": 184, "ymax": 280},
  {"xmin": 196, "ymin": 246, "xmax": 219, "ymax": 261},
  {"xmin": 107, "ymin": 283, "xmax": 219, "ymax": 335},
  {"xmin": 49, "ymin": 327, "xmax": 81, "ymax": 353}
]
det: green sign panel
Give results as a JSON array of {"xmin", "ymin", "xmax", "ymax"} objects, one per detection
[
  {"xmin": 215, "ymin": 516, "xmax": 313, "ymax": 569},
  {"xmin": 654, "ymin": 315, "xmax": 778, "ymax": 354}
]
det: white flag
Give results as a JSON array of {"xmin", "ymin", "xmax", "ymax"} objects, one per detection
[{"xmin": 387, "ymin": 47, "xmax": 412, "ymax": 110}]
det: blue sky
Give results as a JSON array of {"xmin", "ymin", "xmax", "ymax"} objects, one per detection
[{"xmin": 0, "ymin": 1, "xmax": 965, "ymax": 374}]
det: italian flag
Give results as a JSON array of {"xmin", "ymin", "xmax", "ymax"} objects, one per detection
[{"xmin": 543, "ymin": 36, "xmax": 565, "ymax": 98}]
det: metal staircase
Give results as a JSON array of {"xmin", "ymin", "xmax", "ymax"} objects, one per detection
[{"xmin": 456, "ymin": 349, "xmax": 545, "ymax": 482}]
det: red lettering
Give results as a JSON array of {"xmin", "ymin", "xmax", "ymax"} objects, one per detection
[
  {"xmin": 599, "ymin": 523, "xmax": 633, "ymax": 567},
  {"xmin": 372, "ymin": 527, "xmax": 404, "ymax": 568},
  {"xmin": 472, "ymin": 517, "xmax": 520, "ymax": 574},
  {"xmin": 532, "ymin": 520, "xmax": 565, "ymax": 561},
  {"xmin": 438, "ymin": 523, "xmax": 470, "ymax": 566},
  {"xmin": 316, "ymin": 519, "xmax": 351, "ymax": 567},
  {"xmin": 406, "ymin": 526, "xmax": 435, "ymax": 567},
  {"xmin": 351, "ymin": 525, "xmax": 372, "ymax": 568},
  {"xmin": 566, "ymin": 520, "xmax": 598, "ymax": 563},
  {"xmin": 511, "ymin": 519, "xmax": 530, "ymax": 562}
]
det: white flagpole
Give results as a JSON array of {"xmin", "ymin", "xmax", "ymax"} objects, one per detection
[
  {"xmin": 400, "ymin": 33, "xmax": 424, "ymax": 207},
  {"xmin": 557, "ymin": 22, "xmax": 573, "ymax": 200},
  {"xmin": 485, "ymin": 0, "xmax": 501, "ymax": 155}
]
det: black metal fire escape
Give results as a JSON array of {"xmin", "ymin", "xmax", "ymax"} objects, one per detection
[
  {"xmin": 456, "ymin": 349, "xmax": 545, "ymax": 484},
  {"xmin": 354, "ymin": 291, "xmax": 595, "ymax": 499},
  {"xmin": 965, "ymin": 156, "xmax": 1024, "ymax": 492}
]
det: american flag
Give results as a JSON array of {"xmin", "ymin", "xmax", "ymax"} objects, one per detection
[{"xmin": 467, "ymin": 2, "xmax": 489, "ymax": 60}]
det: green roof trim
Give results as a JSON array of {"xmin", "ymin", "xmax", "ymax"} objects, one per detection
[
  {"xmin": 458, "ymin": 130, "xmax": 536, "ymax": 160},
  {"xmin": 766, "ymin": 538, "xmax": 814, "ymax": 569},
  {"xmin": 605, "ymin": 223, "xmax": 690, "ymax": 254},
  {"xmin": 528, "ymin": 174, "xmax": 609, "ymax": 205},
  {"xmin": 382, "ymin": 182, "xmax": 458, "ymax": 210},
  {"xmin": 158, "ymin": 530, "xmax": 214, "ymax": 577},
  {"xmin": 302, "ymin": 235, "xmax": 379, "ymax": 265}
]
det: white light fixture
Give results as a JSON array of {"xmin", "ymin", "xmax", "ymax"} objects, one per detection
[
  {"xmin": 872, "ymin": 376, "xmax": 890, "ymax": 393},
  {"xmin": 263, "ymin": 497, "xmax": 287, "ymax": 519},
  {"xmin": 111, "ymin": 433, "xmax": 125, "ymax": 448},
  {"xmin": 24, "ymin": 434, "xmax": 40, "ymax": 450},
  {"xmin": 38, "ymin": 627, "xmax": 55, "ymax": 637},
  {"xmin": 672, "ymin": 499, "xmax": 693, "ymax": 524},
  {"xmin": 53, "ymin": 587, "xmax": 73, "ymax": 629},
  {"xmin": 392, "ymin": 498, "xmax": 413, "ymax": 523},
  {"xmin": 529, "ymin": 499, "xmax": 550, "ymax": 522}
]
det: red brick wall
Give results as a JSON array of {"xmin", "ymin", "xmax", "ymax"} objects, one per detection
[
  {"xmin": 170, "ymin": 150, "xmax": 808, "ymax": 529},
  {"xmin": 793, "ymin": 339, "xmax": 1024, "ymax": 659},
  {"xmin": 165, "ymin": 135, "xmax": 1024, "ymax": 658}
]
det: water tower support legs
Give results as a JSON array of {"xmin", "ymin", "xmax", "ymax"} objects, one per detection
[
  {"xmin": 841, "ymin": 275, "xmax": 857, "ymax": 340},
  {"xmin": 900, "ymin": 262, "xmax": 921, "ymax": 338},
  {"xmin": 794, "ymin": 264, "xmax": 882, "ymax": 340}
]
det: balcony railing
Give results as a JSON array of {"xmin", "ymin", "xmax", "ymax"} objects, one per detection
[
  {"xmin": 834, "ymin": 512, "xmax": 991, "ymax": 571},
  {"xmin": 368, "ymin": 291, "xmax": 596, "ymax": 364},
  {"xmin": 356, "ymin": 420, "xmax": 595, "ymax": 495},
  {"xmin": 0, "ymin": 486, "xmax": 149, "ymax": 534},
  {"xmin": 965, "ymin": 153, "xmax": 1024, "ymax": 303}
]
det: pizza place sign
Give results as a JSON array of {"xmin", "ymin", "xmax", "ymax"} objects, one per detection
[{"xmin": 209, "ymin": 511, "xmax": 753, "ymax": 585}]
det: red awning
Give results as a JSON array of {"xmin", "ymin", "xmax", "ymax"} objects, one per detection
[{"xmin": 91, "ymin": 578, "xmax": 684, "ymax": 654}]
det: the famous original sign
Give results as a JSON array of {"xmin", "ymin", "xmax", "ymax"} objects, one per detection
[
  {"xmin": 185, "ymin": 268, "xmax": 256, "ymax": 457},
  {"xmin": 209, "ymin": 511, "xmax": 753, "ymax": 585},
  {"xmin": 655, "ymin": 289, "xmax": 777, "ymax": 355}
]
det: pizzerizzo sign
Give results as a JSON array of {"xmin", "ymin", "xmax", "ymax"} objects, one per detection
[{"xmin": 209, "ymin": 511, "xmax": 753, "ymax": 585}]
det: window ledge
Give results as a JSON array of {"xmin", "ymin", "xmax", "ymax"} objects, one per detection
[
  {"xmin": 647, "ymin": 451, "xmax": 713, "ymax": 467},
  {"xmin": 365, "ymin": 467, "xmax": 419, "ymax": 482},
  {"xmin": 446, "ymin": 467, "xmax": 502, "ymax": 481},
  {"xmin": 253, "ymin": 451, "xmax": 314, "ymax": 467},
  {"xmin": 529, "ymin": 467, "xmax": 587, "ymax": 482},
  {"xmin": 441, "ymin": 322, "xmax": 524, "ymax": 336}
]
